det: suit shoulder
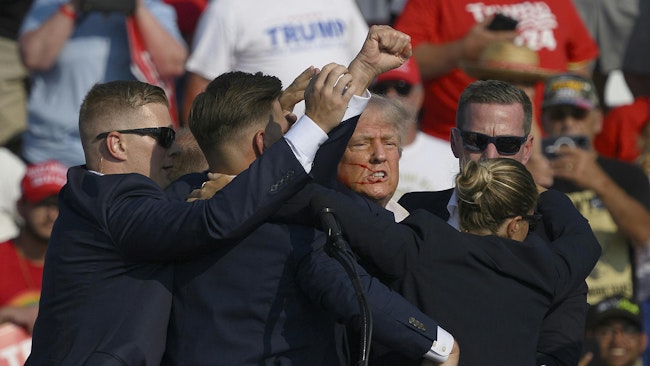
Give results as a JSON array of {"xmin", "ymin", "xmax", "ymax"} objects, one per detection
[
  {"xmin": 165, "ymin": 172, "xmax": 208, "ymax": 201},
  {"xmin": 398, "ymin": 189, "xmax": 454, "ymax": 212}
]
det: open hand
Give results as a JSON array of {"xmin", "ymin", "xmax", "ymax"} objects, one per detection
[
  {"xmin": 304, "ymin": 63, "xmax": 355, "ymax": 133},
  {"xmin": 280, "ymin": 66, "xmax": 317, "ymax": 114},
  {"xmin": 0, "ymin": 305, "xmax": 39, "ymax": 334},
  {"xmin": 460, "ymin": 16, "xmax": 517, "ymax": 61},
  {"xmin": 187, "ymin": 172, "xmax": 235, "ymax": 202},
  {"xmin": 550, "ymin": 146, "xmax": 604, "ymax": 190}
]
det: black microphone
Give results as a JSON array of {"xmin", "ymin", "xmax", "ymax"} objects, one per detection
[
  {"xmin": 319, "ymin": 207, "xmax": 347, "ymax": 251},
  {"xmin": 314, "ymin": 196, "xmax": 373, "ymax": 365}
]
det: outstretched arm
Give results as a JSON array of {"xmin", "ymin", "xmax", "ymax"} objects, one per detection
[
  {"xmin": 551, "ymin": 147, "xmax": 650, "ymax": 247},
  {"xmin": 347, "ymin": 25, "xmax": 413, "ymax": 95},
  {"xmin": 297, "ymin": 233, "xmax": 454, "ymax": 363},
  {"xmin": 532, "ymin": 190, "xmax": 599, "ymax": 366},
  {"xmin": 411, "ymin": 18, "xmax": 516, "ymax": 80},
  {"xmin": 130, "ymin": 0, "xmax": 187, "ymax": 78},
  {"xmin": 532, "ymin": 190, "xmax": 600, "ymax": 294},
  {"xmin": 310, "ymin": 186, "xmax": 454, "ymax": 279}
]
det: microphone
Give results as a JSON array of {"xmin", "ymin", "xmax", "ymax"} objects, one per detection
[
  {"xmin": 313, "ymin": 194, "xmax": 373, "ymax": 365},
  {"xmin": 319, "ymin": 207, "xmax": 347, "ymax": 251},
  {"xmin": 313, "ymin": 193, "xmax": 347, "ymax": 251}
]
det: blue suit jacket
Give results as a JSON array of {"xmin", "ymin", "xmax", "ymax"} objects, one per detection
[
  {"xmin": 320, "ymin": 189, "xmax": 600, "ymax": 365},
  {"xmin": 27, "ymin": 140, "xmax": 310, "ymax": 366},
  {"xmin": 399, "ymin": 189, "xmax": 593, "ymax": 366}
]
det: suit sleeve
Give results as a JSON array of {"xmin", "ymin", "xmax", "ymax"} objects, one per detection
[
  {"xmin": 533, "ymin": 190, "xmax": 601, "ymax": 298},
  {"xmin": 398, "ymin": 190, "xmax": 453, "ymax": 220},
  {"xmin": 164, "ymin": 172, "xmax": 207, "ymax": 201},
  {"xmin": 536, "ymin": 283, "xmax": 589, "ymax": 366},
  {"xmin": 296, "ymin": 231, "xmax": 438, "ymax": 360},
  {"xmin": 532, "ymin": 190, "xmax": 599, "ymax": 366},
  {"xmin": 313, "ymin": 187, "xmax": 455, "ymax": 280},
  {"xmin": 310, "ymin": 115, "xmax": 360, "ymax": 186},
  {"xmin": 107, "ymin": 139, "xmax": 310, "ymax": 261}
]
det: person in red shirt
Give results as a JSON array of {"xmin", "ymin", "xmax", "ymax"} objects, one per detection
[
  {"xmin": 394, "ymin": 0, "xmax": 599, "ymax": 143},
  {"xmin": 0, "ymin": 160, "xmax": 67, "ymax": 334},
  {"xmin": 594, "ymin": 97, "xmax": 650, "ymax": 164}
]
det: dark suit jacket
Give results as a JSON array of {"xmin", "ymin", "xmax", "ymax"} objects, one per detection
[
  {"xmin": 399, "ymin": 190, "xmax": 593, "ymax": 366},
  {"xmin": 163, "ymin": 219, "xmax": 440, "ymax": 366},
  {"xmin": 324, "ymin": 189, "xmax": 601, "ymax": 365},
  {"xmin": 399, "ymin": 189, "xmax": 454, "ymax": 221},
  {"xmin": 27, "ymin": 140, "xmax": 309, "ymax": 366},
  {"xmin": 162, "ymin": 116, "xmax": 447, "ymax": 365}
]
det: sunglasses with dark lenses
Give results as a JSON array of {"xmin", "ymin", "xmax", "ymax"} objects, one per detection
[
  {"xmin": 522, "ymin": 214, "xmax": 542, "ymax": 231},
  {"xmin": 370, "ymin": 80, "xmax": 413, "ymax": 96},
  {"xmin": 460, "ymin": 130, "xmax": 527, "ymax": 156},
  {"xmin": 95, "ymin": 127, "xmax": 176, "ymax": 149},
  {"xmin": 506, "ymin": 213, "xmax": 542, "ymax": 231},
  {"xmin": 545, "ymin": 105, "xmax": 589, "ymax": 121}
]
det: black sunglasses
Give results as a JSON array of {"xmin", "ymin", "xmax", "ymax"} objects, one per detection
[
  {"xmin": 509, "ymin": 213, "xmax": 542, "ymax": 231},
  {"xmin": 95, "ymin": 127, "xmax": 176, "ymax": 149},
  {"xmin": 370, "ymin": 80, "xmax": 413, "ymax": 96},
  {"xmin": 460, "ymin": 130, "xmax": 527, "ymax": 156},
  {"xmin": 545, "ymin": 105, "xmax": 589, "ymax": 121}
]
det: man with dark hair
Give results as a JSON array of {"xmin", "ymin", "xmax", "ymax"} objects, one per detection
[
  {"xmin": 540, "ymin": 74, "xmax": 650, "ymax": 365},
  {"xmin": 584, "ymin": 296, "xmax": 648, "ymax": 366},
  {"xmin": 27, "ymin": 74, "xmax": 362, "ymax": 365},
  {"xmin": 164, "ymin": 26, "xmax": 459, "ymax": 366},
  {"xmin": 399, "ymin": 79, "xmax": 592, "ymax": 365},
  {"xmin": 540, "ymin": 73, "xmax": 650, "ymax": 305}
]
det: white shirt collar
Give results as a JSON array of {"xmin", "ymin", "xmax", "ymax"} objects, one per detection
[
  {"xmin": 447, "ymin": 189, "xmax": 460, "ymax": 231},
  {"xmin": 385, "ymin": 199, "xmax": 410, "ymax": 222}
]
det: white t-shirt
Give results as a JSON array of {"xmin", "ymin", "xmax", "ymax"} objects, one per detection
[
  {"xmin": 187, "ymin": 0, "xmax": 369, "ymax": 116},
  {"xmin": 0, "ymin": 148, "xmax": 26, "ymax": 242}
]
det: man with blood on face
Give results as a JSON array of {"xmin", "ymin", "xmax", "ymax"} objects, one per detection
[{"xmin": 337, "ymin": 95, "xmax": 409, "ymax": 219}]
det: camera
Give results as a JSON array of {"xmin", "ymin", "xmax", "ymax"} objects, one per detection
[
  {"xmin": 542, "ymin": 135, "xmax": 589, "ymax": 159},
  {"xmin": 487, "ymin": 13, "xmax": 518, "ymax": 31},
  {"xmin": 78, "ymin": 0, "xmax": 136, "ymax": 15}
]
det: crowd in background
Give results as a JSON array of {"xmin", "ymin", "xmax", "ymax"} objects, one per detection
[{"xmin": 1, "ymin": 0, "xmax": 650, "ymax": 365}]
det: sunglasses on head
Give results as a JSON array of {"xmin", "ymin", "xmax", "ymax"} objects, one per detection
[
  {"xmin": 459, "ymin": 130, "xmax": 527, "ymax": 156},
  {"xmin": 96, "ymin": 127, "xmax": 176, "ymax": 149},
  {"xmin": 370, "ymin": 80, "xmax": 413, "ymax": 96}
]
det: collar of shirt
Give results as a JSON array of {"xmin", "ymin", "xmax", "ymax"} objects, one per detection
[
  {"xmin": 385, "ymin": 199, "xmax": 409, "ymax": 222},
  {"xmin": 447, "ymin": 189, "xmax": 460, "ymax": 231}
]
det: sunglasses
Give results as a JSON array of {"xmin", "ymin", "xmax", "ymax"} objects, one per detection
[
  {"xmin": 370, "ymin": 80, "xmax": 412, "ymax": 96},
  {"xmin": 522, "ymin": 214, "xmax": 542, "ymax": 231},
  {"xmin": 544, "ymin": 105, "xmax": 589, "ymax": 121},
  {"xmin": 95, "ymin": 127, "xmax": 176, "ymax": 149},
  {"xmin": 506, "ymin": 213, "xmax": 542, "ymax": 231},
  {"xmin": 597, "ymin": 324, "xmax": 642, "ymax": 338},
  {"xmin": 459, "ymin": 130, "xmax": 527, "ymax": 156}
]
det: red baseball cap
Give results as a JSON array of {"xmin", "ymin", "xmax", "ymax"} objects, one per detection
[
  {"xmin": 375, "ymin": 57, "xmax": 422, "ymax": 85},
  {"xmin": 21, "ymin": 160, "xmax": 68, "ymax": 204}
]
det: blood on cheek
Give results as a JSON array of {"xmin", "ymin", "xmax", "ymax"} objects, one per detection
[{"xmin": 341, "ymin": 163, "xmax": 380, "ymax": 185}]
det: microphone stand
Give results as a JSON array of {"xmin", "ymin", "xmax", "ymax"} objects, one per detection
[{"xmin": 320, "ymin": 208, "xmax": 373, "ymax": 366}]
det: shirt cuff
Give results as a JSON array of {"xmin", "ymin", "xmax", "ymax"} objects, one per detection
[
  {"xmin": 283, "ymin": 90, "xmax": 371, "ymax": 173},
  {"xmin": 283, "ymin": 114, "xmax": 327, "ymax": 174},
  {"xmin": 424, "ymin": 326, "xmax": 454, "ymax": 363},
  {"xmin": 342, "ymin": 89, "xmax": 371, "ymax": 121}
]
